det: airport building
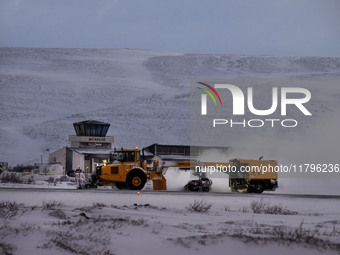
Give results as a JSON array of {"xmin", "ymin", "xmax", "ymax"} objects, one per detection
[
  {"xmin": 49, "ymin": 120, "xmax": 114, "ymax": 174},
  {"xmin": 49, "ymin": 120, "xmax": 231, "ymax": 175}
]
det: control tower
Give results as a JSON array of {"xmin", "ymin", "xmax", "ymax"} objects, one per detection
[
  {"xmin": 69, "ymin": 120, "xmax": 114, "ymax": 148},
  {"xmin": 49, "ymin": 120, "xmax": 114, "ymax": 174}
]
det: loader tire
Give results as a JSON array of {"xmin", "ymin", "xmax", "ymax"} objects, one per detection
[
  {"xmin": 126, "ymin": 169, "xmax": 147, "ymax": 190},
  {"xmin": 116, "ymin": 182, "xmax": 128, "ymax": 190}
]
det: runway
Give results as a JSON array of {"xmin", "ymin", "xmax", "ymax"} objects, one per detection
[{"xmin": 1, "ymin": 187, "xmax": 339, "ymax": 200}]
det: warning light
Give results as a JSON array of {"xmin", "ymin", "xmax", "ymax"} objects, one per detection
[
  {"xmin": 103, "ymin": 159, "xmax": 107, "ymax": 163},
  {"xmin": 137, "ymin": 192, "xmax": 140, "ymax": 195},
  {"xmin": 136, "ymin": 147, "xmax": 139, "ymax": 150}
]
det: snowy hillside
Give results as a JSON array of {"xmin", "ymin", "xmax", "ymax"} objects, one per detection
[{"xmin": 1, "ymin": 47, "xmax": 340, "ymax": 166}]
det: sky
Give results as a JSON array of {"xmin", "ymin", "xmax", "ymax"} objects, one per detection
[{"xmin": 0, "ymin": 0, "xmax": 340, "ymax": 56}]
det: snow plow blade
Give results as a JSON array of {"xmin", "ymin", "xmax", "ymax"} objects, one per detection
[{"xmin": 149, "ymin": 172, "xmax": 167, "ymax": 190}]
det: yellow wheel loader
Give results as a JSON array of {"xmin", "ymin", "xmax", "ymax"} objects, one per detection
[{"xmin": 97, "ymin": 148, "xmax": 166, "ymax": 190}]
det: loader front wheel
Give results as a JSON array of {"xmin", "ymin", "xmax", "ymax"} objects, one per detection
[
  {"xmin": 126, "ymin": 169, "xmax": 147, "ymax": 190},
  {"xmin": 116, "ymin": 182, "xmax": 128, "ymax": 190}
]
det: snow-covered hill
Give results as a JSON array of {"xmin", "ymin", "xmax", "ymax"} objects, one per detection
[{"xmin": 1, "ymin": 47, "xmax": 340, "ymax": 166}]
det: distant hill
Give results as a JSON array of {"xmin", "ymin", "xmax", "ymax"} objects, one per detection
[{"xmin": 1, "ymin": 47, "xmax": 339, "ymax": 165}]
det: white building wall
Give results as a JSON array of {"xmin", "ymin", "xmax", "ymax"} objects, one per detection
[
  {"xmin": 69, "ymin": 135, "xmax": 114, "ymax": 148},
  {"xmin": 72, "ymin": 151, "xmax": 85, "ymax": 171},
  {"xmin": 49, "ymin": 147, "xmax": 67, "ymax": 169}
]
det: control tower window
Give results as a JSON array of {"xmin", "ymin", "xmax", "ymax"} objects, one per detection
[{"xmin": 73, "ymin": 120, "xmax": 110, "ymax": 137}]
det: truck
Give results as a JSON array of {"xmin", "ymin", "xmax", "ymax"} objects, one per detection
[{"xmin": 94, "ymin": 147, "xmax": 278, "ymax": 193}]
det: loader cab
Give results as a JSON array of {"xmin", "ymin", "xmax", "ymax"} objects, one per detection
[{"xmin": 114, "ymin": 149, "xmax": 140, "ymax": 163}]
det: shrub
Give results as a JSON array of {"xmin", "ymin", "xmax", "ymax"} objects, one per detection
[
  {"xmin": 186, "ymin": 200, "xmax": 212, "ymax": 213},
  {"xmin": 250, "ymin": 199, "xmax": 267, "ymax": 214},
  {"xmin": 0, "ymin": 201, "xmax": 25, "ymax": 219},
  {"xmin": 46, "ymin": 177, "xmax": 55, "ymax": 184},
  {"xmin": 0, "ymin": 201, "xmax": 21, "ymax": 211},
  {"xmin": 0, "ymin": 242, "xmax": 15, "ymax": 255},
  {"xmin": 0, "ymin": 171, "xmax": 23, "ymax": 183},
  {"xmin": 25, "ymin": 175, "xmax": 35, "ymax": 184},
  {"xmin": 42, "ymin": 201, "xmax": 63, "ymax": 210},
  {"xmin": 250, "ymin": 199, "xmax": 297, "ymax": 215},
  {"xmin": 92, "ymin": 202, "xmax": 106, "ymax": 208}
]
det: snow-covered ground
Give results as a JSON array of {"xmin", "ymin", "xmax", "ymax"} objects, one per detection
[
  {"xmin": 0, "ymin": 171, "xmax": 339, "ymax": 254},
  {"xmin": 1, "ymin": 188, "xmax": 339, "ymax": 255}
]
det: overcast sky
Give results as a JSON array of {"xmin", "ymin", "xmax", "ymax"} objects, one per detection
[{"xmin": 0, "ymin": 0, "xmax": 339, "ymax": 56}]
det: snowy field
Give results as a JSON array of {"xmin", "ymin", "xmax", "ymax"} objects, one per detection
[
  {"xmin": 0, "ymin": 170, "xmax": 339, "ymax": 255},
  {"xmin": 1, "ymin": 187, "xmax": 339, "ymax": 255}
]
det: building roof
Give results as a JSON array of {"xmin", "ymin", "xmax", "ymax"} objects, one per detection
[
  {"xmin": 70, "ymin": 147, "xmax": 113, "ymax": 155},
  {"xmin": 73, "ymin": 120, "xmax": 110, "ymax": 125},
  {"xmin": 143, "ymin": 143, "xmax": 231, "ymax": 157}
]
